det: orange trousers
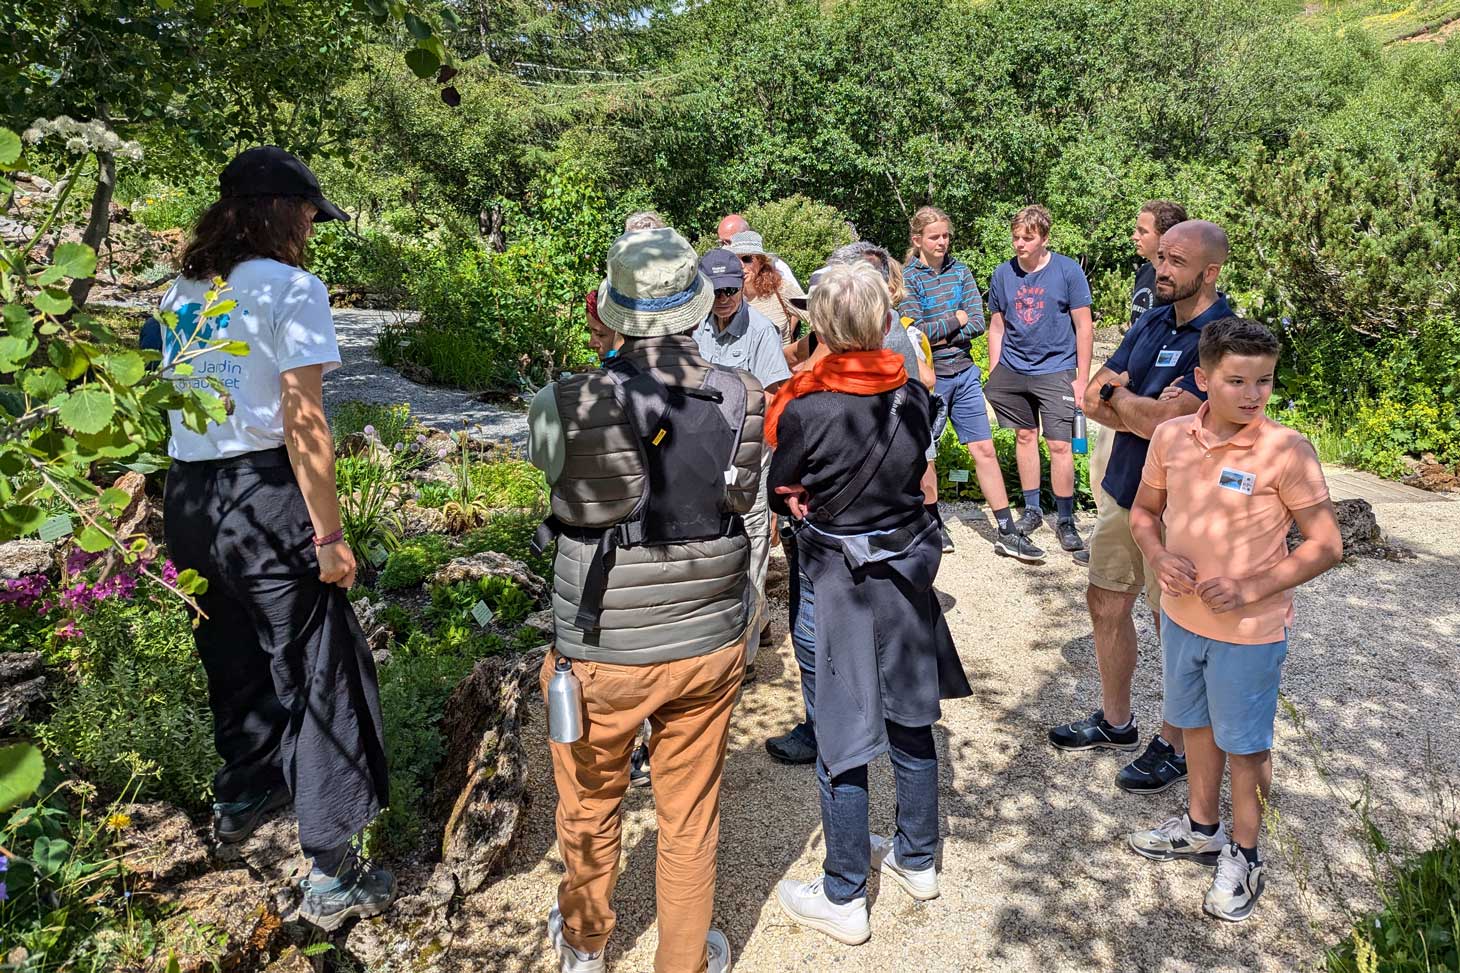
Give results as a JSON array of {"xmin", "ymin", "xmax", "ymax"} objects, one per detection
[{"xmin": 541, "ymin": 636, "xmax": 746, "ymax": 973}]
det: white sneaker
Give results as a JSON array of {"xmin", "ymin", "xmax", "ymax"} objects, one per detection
[
  {"xmin": 1204, "ymin": 844, "xmax": 1266, "ymax": 922},
  {"xmin": 706, "ymin": 927, "xmax": 732, "ymax": 972},
  {"xmin": 870, "ymin": 833, "xmax": 939, "ymax": 900},
  {"xmin": 1127, "ymin": 813, "xmax": 1227, "ymax": 865},
  {"xmin": 547, "ymin": 905, "xmax": 606, "ymax": 972},
  {"xmin": 776, "ymin": 876, "xmax": 871, "ymax": 945}
]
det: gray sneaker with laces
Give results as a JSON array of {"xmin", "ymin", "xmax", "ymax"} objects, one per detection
[
  {"xmin": 1127, "ymin": 813, "xmax": 1226, "ymax": 865},
  {"xmin": 1204, "ymin": 844, "xmax": 1265, "ymax": 922},
  {"xmin": 994, "ymin": 530, "xmax": 1045, "ymax": 564},
  {"xmin": 297, "ymin": 850, "xmax": 396, "ymax": 931}
]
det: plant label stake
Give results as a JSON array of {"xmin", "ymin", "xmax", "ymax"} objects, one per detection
[
  {"xmin": 367, "ymin": 543, "xmax": 388, "ymax": 567},
  {"xmin": 948, "ymin": 467, "xmax": 970, "ymax": 500},
  {"xmin": 471, "ymin": 600, "xmax": 494, "ymax": 628},
  {"xmin": 38, "ymin": 515, "xmax": 73, "ymax": 543}
]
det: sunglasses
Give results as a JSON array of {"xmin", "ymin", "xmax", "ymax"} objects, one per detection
[
  {"xmin": 714, "ymin": 287, "xmax": 741, "ymax": 298},
  {"xmin": 738, "ymin": 255, "xmax": 754, "ymax": 263}
]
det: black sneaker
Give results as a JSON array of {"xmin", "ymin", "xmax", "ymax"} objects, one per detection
[
  {"xmin": 212, "ymin": 788, "xmax": 292, "ymax": 845},
  {"xmin": 1055, "ymin": 521, "xmax": 1086, "ymax": 552},
  {"xmin": 1048, "ymin": 710, "xmax": 1140, "ymax": 751},
  {"xmin": 1116, "ymin": 736, "xmax": 1188, "ymax": 794},
  {"xmin": 629, "ymin": 743, "xmax": 652, "ymax": 787},
  {"xmin": 765, "ymin": 724, "xmax": 817, "ymax": 765},
  {"xmin": 940, "ymin": 525, "xmax": 955, "ymax": 554},
  {"xmin": 1014, "ymin": 508, "xmax": 1044, "ymax": 536},
  {"xmin": 297, "ymin": 850, "xmax": 396, "ymax": 932},
  {"xmin": 994, "ymin": 530, "xmax": 1045, "ymax": 564},
  {"xmin": 1073, "ymin": 548, "xmax": 1091, "ymax": 565}
]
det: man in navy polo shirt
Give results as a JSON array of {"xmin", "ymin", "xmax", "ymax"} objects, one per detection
[{"xmin": 1047, "ymin": 220, "xmax": 1234, "ymax": 796}]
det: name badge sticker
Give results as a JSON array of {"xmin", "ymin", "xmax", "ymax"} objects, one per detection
[
  {"xmin": 1155, "ymin": 349, "xmax": 1181, "ymax": 368},
  {"xmin": 1218, "ymin": 468, "xmax": 1256, "ymax": 495}
]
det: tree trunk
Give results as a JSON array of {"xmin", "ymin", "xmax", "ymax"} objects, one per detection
[{"xmin": 68, "ymin": 144, "xmax": 116, "ymax": 308}]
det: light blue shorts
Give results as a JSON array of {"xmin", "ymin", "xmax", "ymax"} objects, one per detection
[
  {"xmin": 1161, "ymin": 613, "xmax": 1288, "ymax": 755},
  {"xmin": 934, "ymin": 366, "xmax": 992, "ymax": 445}
]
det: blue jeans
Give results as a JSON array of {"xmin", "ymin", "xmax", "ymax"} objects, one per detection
[
  {"xmin": 818, "ymin": 720, "xmax": 939, "ymax": 904},
  {"xmin": 789, "ymin": 567, "xmax": 816, "ymax": 743}
]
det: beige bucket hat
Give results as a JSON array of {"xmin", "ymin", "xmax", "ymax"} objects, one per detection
[
  {"xmin": 594, "ymin": 227, "xmax": 713, "ymax": 338},
  {"xmin": 725, "ymin": 230, "xmax": 767, "ymax": 257}
]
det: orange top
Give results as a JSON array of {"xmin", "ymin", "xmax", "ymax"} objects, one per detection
[{"xmin": 1142, "ymin": 405, "xmax": 1330, "ymax": 644}]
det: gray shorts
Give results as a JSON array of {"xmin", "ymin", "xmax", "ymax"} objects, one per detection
[{"xmin": 984, "ymin": 365, "xmax": 1078, "ymax": 441}]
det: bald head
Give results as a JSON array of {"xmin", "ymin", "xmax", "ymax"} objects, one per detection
[
  {"xmin": 1165, "ymin": 219, "xmax": 1229, "ymax": 265},
  {"xmin": 717, "ymin": 214, "xmax": 749, "ymax": 244}
]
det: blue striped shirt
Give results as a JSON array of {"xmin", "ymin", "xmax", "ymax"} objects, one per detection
[{"xmin": 898, "ymin": 256, "xmax": 986, "ymax": 378}]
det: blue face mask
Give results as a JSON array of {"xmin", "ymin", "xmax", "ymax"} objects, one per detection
[{"xmin": 603, "ymin": 348, "xmax": 618, "ymax": 360}]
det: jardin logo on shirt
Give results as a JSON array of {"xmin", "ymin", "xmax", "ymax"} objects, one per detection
[{"xmin": 166, "ymin": 302, "xmax": 243, "ymax": 392}]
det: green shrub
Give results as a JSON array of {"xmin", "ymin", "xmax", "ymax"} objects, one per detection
[
  {"xmin": 425, "ymin": 575, "xmax": 532, "ymax": 630},
  {"xmin": 473, "ymin": 456, "xmax": 549, "ymax": 510},
  {"xmin": 308, "ymin": 224, "xmax": 413, "ymax": 298},
  {"xmin": 463, "ymin": 509, "xmax": 553, "ymax": 579},
  {"xmin": 933, "ymin": 424, "xmax": 1093, "ymax": 510},
  {"xmin": 34, "ymin": 599, "xmax": 215, "ymax": 811},
  {"xmin": 1326, "ymin": 837, "xmax": 1460, "ymax": 973},
  {"xmin": 416, "ymin": 481, "xmax": 453, "ymax": 509},
  {"xmin": 743, "ymin": 196, "xmax": 855, "ymax": 283},
  {"xmin": 331, "ymin": 400, "xmax": 417, "ymax": 448},
  {"xmin": 378, "ymin": 535, "xmax": 457, "ymax": 591}
]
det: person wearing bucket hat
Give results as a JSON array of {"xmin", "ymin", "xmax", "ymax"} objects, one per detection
[
  {"xmin": 717, "ymin": 213, "xmax": 802, "ymax": 290},
  {"xmin": 693, "ymin": 247, "xmax": 791, "ymax": 665},
  {"xmin": 157, "ymin": 147, "xmax": 393, "ymax": 932},
  {"xmin": 528, "ymin": 226, "xmax": 764, "ymax": 973},
  {"xmin": 726, "ymin": 230, "xmax": 807, "ymax": 345}
]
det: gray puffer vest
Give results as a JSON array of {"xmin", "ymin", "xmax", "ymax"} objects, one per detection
[{"xmin": 548, "ymin": 334, "xmax": 765, "ymax": 664}]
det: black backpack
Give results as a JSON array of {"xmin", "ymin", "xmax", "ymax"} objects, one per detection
[{"xmin": 534, "ymin": 356, "xmax": 749, "ymax": 632}]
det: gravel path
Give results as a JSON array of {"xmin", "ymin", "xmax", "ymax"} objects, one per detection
[
  {"xmin": 322, "ymin": 309, "xmax": 528, "ymax": 443},
  {"xmin": 441, "ymin": 497, "xmax": 1459, "ymax": 973}
]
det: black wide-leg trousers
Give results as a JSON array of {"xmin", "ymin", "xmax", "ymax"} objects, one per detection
[{"xmin": 164, "ymin": 447, "xmax": 389, "ymax": 855}]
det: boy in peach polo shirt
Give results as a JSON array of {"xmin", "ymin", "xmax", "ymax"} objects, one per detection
[{"xmin": 1123, "ymin": 318, "xmax": 1342, "ymax": 922}]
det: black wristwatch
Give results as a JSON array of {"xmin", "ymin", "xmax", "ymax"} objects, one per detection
[{"xmin": 1099, "ymin": 382, "xmax": 1117, "ymax": 402}]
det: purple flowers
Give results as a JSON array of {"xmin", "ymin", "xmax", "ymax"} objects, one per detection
[
  {"xmin": 0, "ymin": 574, "xmax": 48, "ymax": 609},
  {"xmin": 1, "ymin": 852, "xmax": 7, "ymax": 902},
  {"xmin": 0, "ymin": 555, "xmax": 184, "ymax": 642}
]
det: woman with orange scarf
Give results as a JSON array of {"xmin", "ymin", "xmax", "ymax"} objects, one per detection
[{"xmin": 768, "ymin": 263, "xmax": 972, "ymax": 947}]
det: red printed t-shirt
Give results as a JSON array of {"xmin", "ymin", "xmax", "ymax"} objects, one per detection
[{"xmin": 1142, "ymin": 405, "xmax": 1330, "ymax": 644}]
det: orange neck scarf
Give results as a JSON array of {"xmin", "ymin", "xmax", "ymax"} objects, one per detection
[{"xmin": 765, "ymin": 349, "xmax": 908, "ymax": 448}]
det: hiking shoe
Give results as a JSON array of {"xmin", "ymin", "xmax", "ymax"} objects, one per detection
[
  {"xmin": 776, "ymin": 876, "xmax": 870, "ymax": 945},
  {"xmin": 547, "ymin": 905, "xmax": 606, "ymax": 972},
  {"xmin": 1204, "ymin": 844, "xmax": 1265, "ymax": 922},
  {"xmin": 1055, "ymin": 521, "xmax": 1086, "ymax": 552},
  {"xmin": 630, "ymin": 743, "xmax": 652, "ymax": 787},
  {"xmin": 870, "ymin": 833, "xmax": 939, "ymax": 900},
  {"xmin": 1048, "ymin": 710, "xmax": 1139, "ymax": 751},
  {"xmin": 765, "ymin": 724, "xmax": 817, "ymax": 765},
  {"xmin": 994, "ymin": 530, "xmax": 1045, "ymax": 564},
  {"xmin": 1116, "ymin": 736, "xmax": 1189, "ymax": 794},
  {"xmin": 1014, "ymin": 508, "xmax": 1044, "ymax": 536},
  {"xmin": 706, "ymin": 928, "xmax": 732, "ymax": 973},
  {"xmin": 297, "ymin": 852, "xmax": 395, "ymax": 931},
  {"xmin": 1127, "ymin": 813, "xmax": 1227, "ymax": 865},
  {"xmin": 940, "ymin": 525, "xmax": 955, "ymax": 554},
  {"xmin": 1073, "ymin": 548, "xmax": 1090, "ymax": 565},
  {"xmin": 212, "ymin": 788, "xmax": 292, "ymax": 845}
]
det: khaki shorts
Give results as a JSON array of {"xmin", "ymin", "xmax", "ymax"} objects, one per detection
[{"xmin": 1087, "ymin": 488, "xmax": 1162, "ymax": 617}]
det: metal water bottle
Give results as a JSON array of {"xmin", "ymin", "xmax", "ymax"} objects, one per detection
[
  {"xmin": 547, "ymin": 656, "xmax": 584, "ymax": 744},
  {"xmin": 1072, "ymin": 409, "xmax": 1088, "ymax": 455}
]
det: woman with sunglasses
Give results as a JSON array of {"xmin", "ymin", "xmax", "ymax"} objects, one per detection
[{"xmin": 725, "ymin": 230, "xmax": 807, "ymax": 345}]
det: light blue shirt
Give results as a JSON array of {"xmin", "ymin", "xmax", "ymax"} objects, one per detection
[{"xmin": 693, "ymin": 302, "xmax": 792, "ymax": 390}]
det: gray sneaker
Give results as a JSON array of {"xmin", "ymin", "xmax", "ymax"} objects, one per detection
[
  {"xmin": 212, "ymin": 788, "xmax": 292, "ymax": 845},
  {"xmin": 1128, "ymin": 813, "xmax": 1227, "ymax": 865},
  {"xmin": 1014, "ymin": 508, "xmax": 1044, "ymax": 536},
  {"xmin": 994, "ymin": 530, "xmax": 1045, "ymax": 564},
  {"xmin": 1204, "ymin": 844, "xmax": 1266, "ymax": 922},
  {"xmin": 706, "ymin": 927, "xmax": 733, "ymax": 972},
  {"xmin": 297, "ymin": 852, "xmax": 396, "ymax": 931}
]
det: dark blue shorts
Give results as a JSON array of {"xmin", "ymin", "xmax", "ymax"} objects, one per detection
[{"xmin": 934, "ymin": 366, "xmax": 992, "ymax": 445}]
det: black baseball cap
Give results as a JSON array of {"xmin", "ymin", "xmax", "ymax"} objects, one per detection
[
  {"xmin": 219, "ymin": 146, "xmax": 350, "ymax": 223},
  {"xmin": 699, "ymin": 248, "xmax": 744, "ymax": 289}
]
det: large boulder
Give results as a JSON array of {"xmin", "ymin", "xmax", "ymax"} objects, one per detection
[
  {"xmin": 430, "ymin": 552, "xmax": 547, "ymax": 604},
  {"xmin": 1286, "ymin": 498, "xmax": 1413, "ymax": 560},
  {"xmin": 0, "ymin": 540, "xmax": 52, "ymax": 579},
  {"xmin": 153, "ymin": 868, "xmax": 285, "ymax": 973},
  {"xmin": 426, "ymin": 646, "xmax": 545, "ymax": 896},
  {"xmin": 0, "ymin": 652, "xmax": 45, "ymax": 730},
  {"xmin": 115, "ymin": 803, "xmax": 210, "ymax": 887},
  {"xmin": 211, "ymin": 813, "xmax": 310, "ymax": 888},
  {"xmin": 400, "ymin": 501, "xmax": 448, "ymax": 537}
]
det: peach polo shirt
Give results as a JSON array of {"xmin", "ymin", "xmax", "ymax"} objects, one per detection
[{"xmin": 1142, "ymin": 404, "xmax": 1330, "ymax": 644}]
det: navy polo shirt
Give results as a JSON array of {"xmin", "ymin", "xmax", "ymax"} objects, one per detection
[{"xmin": 1101, "ymin": 295, "xmax": 1233, "ymax": 508}]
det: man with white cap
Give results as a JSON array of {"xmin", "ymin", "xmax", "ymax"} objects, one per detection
[{"xmin": 528, "ymin": 227, "xmax": 763, "ymax": 973}]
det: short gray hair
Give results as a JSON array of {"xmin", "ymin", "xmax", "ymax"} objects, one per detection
[
  {"xmin": 623, "ymin": 210, "xmax": 667, "ymax": 232},
  {"xmin": 809, "ymin": 262, "xmax": 889, "ymax": 353},
  {"xmin": 828, "ymin": 241, "xmax": 892, "ymax": 281}
]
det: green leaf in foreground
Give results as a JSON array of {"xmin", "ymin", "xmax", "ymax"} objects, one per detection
[
  {"xmin": 0, "ymin": 129, "xmax": 20, "ymax": 167},
  {"xmin": 76, "ymin": 524, "xmax": 112, "ymax": 552},
  {"xmin": 405, "ymin": 46, "xmax": 440, "ymax": 79},
  {"xmin": 0, "ymin": 742, "xmax": 45, "ymax": 812},
  {"xmin": 51, "ymin": 242, "xmax": 97, "ymax": 279},
  {"xmin": 58, "ymin": 387, "xmax": 116, "ymax": 434}
]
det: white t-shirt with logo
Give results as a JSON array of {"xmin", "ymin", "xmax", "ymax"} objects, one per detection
[{"xmin": 160, "ymin": 258, "xmax": 341, "ymax": 461}]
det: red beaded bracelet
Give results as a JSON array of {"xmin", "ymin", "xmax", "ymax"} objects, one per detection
[{"xmin": 312, "ymin": 528, "xmax": 344, "ymax": 548}]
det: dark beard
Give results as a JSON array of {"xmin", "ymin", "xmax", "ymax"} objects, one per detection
[{"xmin": 1157, "ymin": 274, "xmax": 1202, "ymax": 304}]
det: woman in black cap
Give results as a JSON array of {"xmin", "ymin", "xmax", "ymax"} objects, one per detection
[{"xmin": 159, "ymin": 146, "xmax": 392, "ymax": 930}]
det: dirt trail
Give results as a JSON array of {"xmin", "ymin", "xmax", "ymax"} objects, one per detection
[{"xmin": 431, "ymin": 495, "xmax": 1460, "ymax": 973}]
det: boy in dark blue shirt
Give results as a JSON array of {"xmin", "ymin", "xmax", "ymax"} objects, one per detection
[{"xmin": 985, "ymin": 205, "xmax": 1094, "ymax": 554}]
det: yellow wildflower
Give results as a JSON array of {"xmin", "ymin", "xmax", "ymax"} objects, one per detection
[{"xmin": 106, "ymin": 812, "xmax": 132, "ymax": 831}]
